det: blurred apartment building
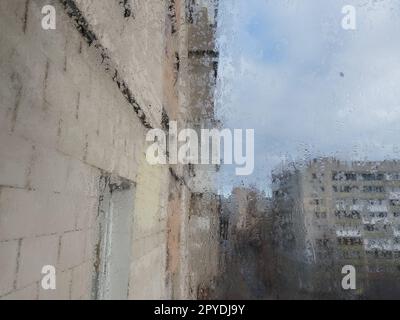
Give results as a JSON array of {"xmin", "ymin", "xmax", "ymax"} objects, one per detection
[
  {"xmin": 217, "ymin": 187, "xmax": 274, "ymax": 299},
  {"xmin": 272, "ymin": 158, "xmax": 400, "ymax": 299}
]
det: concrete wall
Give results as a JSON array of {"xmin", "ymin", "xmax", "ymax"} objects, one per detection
[
  {"xmin": 187, "ymin": 192, "xmax": 220, "ymax": 299},
  {"xmin": 163, "ymin": 0, "xmax": 222, "ymax": 299},
  {"xmin": 0, "ymin": 0, "xmax": 220, "ymax": 300},
  {"xmin": 0, "ymin": 0, "xmax": 169, "ymax": 299}
]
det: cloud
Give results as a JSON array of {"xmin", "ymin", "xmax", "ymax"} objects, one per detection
[{"xmin": 215, "ymin": 0, "xmax": 400, "ymax": 194}]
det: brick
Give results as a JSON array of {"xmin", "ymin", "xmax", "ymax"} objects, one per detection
[
  {"xmin": 57, "ymin": 118, "xmax": 86, "ymax": 162},
  {"xmin": 0, "ymin": 188, "xmax": 75, "ymax": 241},
  {"xmin": 71, "ymin": 262, "xmax": 91, "ymax": 299},
  {"xmin": 0, "ymin": 52, "xmax": 22, "ymax": 133},
  {"xmin": 65, "ymin": 159, "xmax": 99, "ymax": 197},
  {"xmin": 1, "ymin": 283, "xmax": 38, "ymax": 300},
  {"xmin": 0, "ymin": 240, "xmax": 19, "ymax": 296},
  {"xmin": 0, "ymin": 0, "xmax": 29, "ymax": 36},
  {"xmin": 0, "ymin": 42, "xmax": 47, "ymax": 138},
  {"xmin": 29, "ymin": 146, "xmax": 69, "ymax": 193},
  {"xmin": 75, "ymin": 195, "xmax": 98, "ymax": 230},
  {"xmin": 10, "ymin": 57, "xmax": 60, "ymax": 148},
  {"xmin": 47, "ymin": 192, "xmax": 79, "ymax": 233},
  {"xmin": 65, "ymin": 31, "xmax": 92, "ymax": 90},
  {"xmin": 13, "ymin": 94, "xmax": 61, "ymax": 151},
  {"xmin": 17, "ymin": 235, "xmax": 58, "ymax": 288},
  {"xmin": 44, "ymin": 60, "xmax": 82, "ymax": 156},
  {"xmin": 77, "ymin": 89, "xmax": 99, "ymax": 148},
  {"xmin": 6, "ymin": 44, "xmax": 59, "ymax": 148},
  {"xmin": 59, "ymin": 230, "xmax": 86, "ymax": 270},
  {"xmin": 0, "ymin": 188, "xmax": 44, "ymax": 241},
  {"xmin": 0, "ymin": 133, "xmax": 33, "ymax": 188},
  {"xmin": 85, "ymin": 133, "xmax": 106, "ymax": 172}
]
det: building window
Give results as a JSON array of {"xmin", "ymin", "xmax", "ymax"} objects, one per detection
[
  {"xmin": 345, "ymin": 173, "xmax": 357, "ymax": 181},
  {"xmin": 316, "ymin": 238, "xmax": 330, "ymax": 247},
  {"xmin": 363, "ymin": 186, "xmax": 385, "ymax": 193},
  {"xmin": 312, "ymin": 173, "xmax": 317, "ymax": 179},
  {"xmin": 364, "ymin": 224, "xmax": 375, "ymax": 232},
  {"xmin": 387, "ymin": 173, "xmax": 400, "ymax": 181},
  {"xmin": 315, "ymin": 211, "xmax": 327, "ymax": 219},
  {"xmin": 93, "ymin": 175, "xmax": 135, "ymax": 300},
  {"xmin": 333, "ymin": 185, "xmax": 359, "ymax": 193},
  {"xmin": 333, "ymin": 171, "xmax": 357, "ymax": 181},
  {"xmin": 310, "ymin": 199, "xmax": 324, "ymax": 205},
  {"xmin": 219, "ymin": 217, "xmax": 229, "ymax": 240},
  {"xmin": 361, "ymin": 173, "xmax": 384, "ymax": 181},
  {"xmin": 391, "ymin": 199, "xmax": 400, "ymax": 206}
]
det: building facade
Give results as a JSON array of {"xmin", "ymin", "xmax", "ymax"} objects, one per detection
[
  {"xmin": 217, "ymin": 187, "xmax": 273, "ymax": 299},
  {"xmin": 0, "ymin": 0, "xmax": 221, "ymax": 300},
  {"xmin": 272, "ymin": 158, "xmax": 400, "ymax": 299}
]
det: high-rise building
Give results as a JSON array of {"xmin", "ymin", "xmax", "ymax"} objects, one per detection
[{"xmin": 272, "ymin": 158, "xmax": 400, "ymax": 299}]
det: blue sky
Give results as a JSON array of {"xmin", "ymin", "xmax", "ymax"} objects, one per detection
[{"xmin": 215, "ymin": 0, "xmax": 400, "ymax": 195}]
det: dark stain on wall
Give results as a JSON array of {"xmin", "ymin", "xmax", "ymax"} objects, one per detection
[{"xmin": 59, "ymin": 0, "xmax": 153, "ymax": 129}]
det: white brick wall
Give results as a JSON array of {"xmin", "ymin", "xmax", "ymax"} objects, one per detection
[
  {"xmin": 0, "ymin": 0, "xmax": 179, "ymax": 300},
  {"xmin": 0, "ymin": 240, "xmax": 19, "ymax": 296},
  {"xmin": 58, "ymin": 231, "xmax": 86, "ymax": 270},
  {"xmin": 2, "ymin": 283, "xmax": 38, "ymax": 300},
  {"xmin": 17, "ymin": 235, "xmax": 59, "ymax": 289},
  {"xmin": 0, "ymin": 133, "xmax": 33, "ymax": 188}
]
